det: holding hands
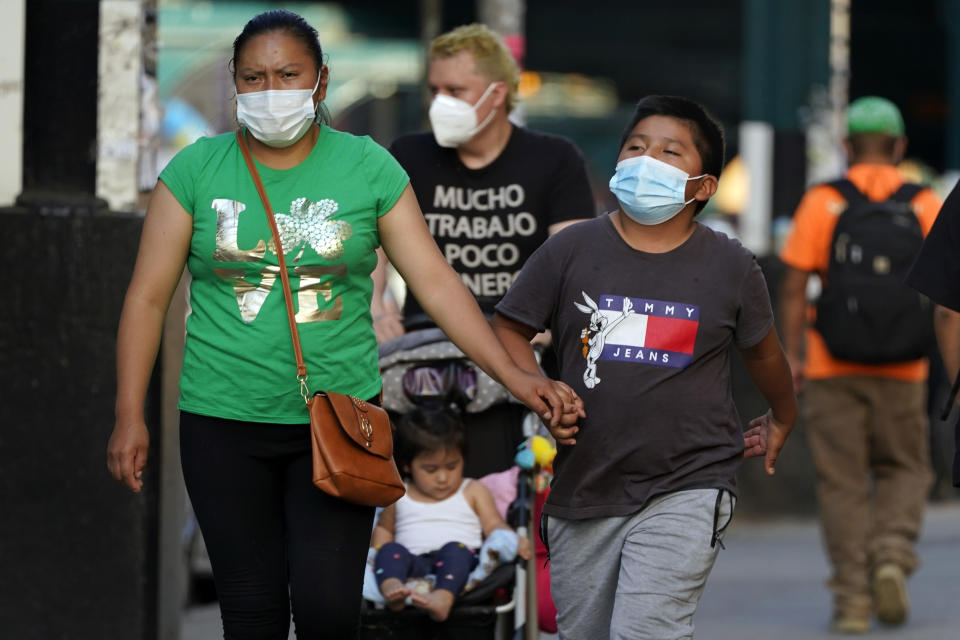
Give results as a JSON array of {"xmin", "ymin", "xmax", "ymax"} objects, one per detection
[{"xmin": 500, "ymin": 369, "xmax": 585, "ymax": 440}]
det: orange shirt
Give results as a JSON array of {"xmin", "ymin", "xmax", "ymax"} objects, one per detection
[{"xmin": 780, "ymin": 164, "xmax": 942, "ymax": 381}]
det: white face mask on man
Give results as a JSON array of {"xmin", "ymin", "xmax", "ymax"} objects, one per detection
[
  {"xmin": 236, "ymin": 71, "xmax": 321, "ymax": 148},
  {"xmin": 428, "ymin": 83, "xmax": 498, "ymax": 148}
]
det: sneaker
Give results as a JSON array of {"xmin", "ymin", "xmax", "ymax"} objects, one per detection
[
  {"xmin": 873, "ymin": 563, "xmax": 909, "ymax": 625},
  {"xmin": 830, "ymin": 610, "xmax": 870, "ymax": 634}
]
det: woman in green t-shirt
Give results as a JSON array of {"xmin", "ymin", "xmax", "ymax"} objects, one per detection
[{"xmin": 105, "ymin": 9, "xmax": 581, "ymax": 638}]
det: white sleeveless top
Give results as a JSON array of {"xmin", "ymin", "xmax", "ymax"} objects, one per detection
[{"xmin": 394, "ymin": 479, "xmax": 483, "ymax": 555}]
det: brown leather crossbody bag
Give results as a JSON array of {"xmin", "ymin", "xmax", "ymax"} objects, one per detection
[{"xmin": 236, "ymin": 129, "xmax": 405, "ymax": 508}]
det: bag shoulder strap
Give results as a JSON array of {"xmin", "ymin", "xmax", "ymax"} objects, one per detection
[
  {"xmin": 827, "ymin": 178, "xmax": 867, "ymax": 208},
  {"xmin": 235, "ymin": 129, "xmax": 310, "ymax": 401},
  {"xmin": 890, "ymin": 182, "xmax": 924, "ymax": 204},
  {"xmin": 829, "ymin": 177, "xmax": 924, "ymax": 207}
]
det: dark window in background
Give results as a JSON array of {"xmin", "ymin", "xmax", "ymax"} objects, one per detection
[
  {"xmin": 335, "ymin": 0, "xmax": 477, "ymax": 37},
  {"xmin": 849, "ymin": 0, "xmax": 946, "ymax": 171},
  {"xmin": 330, "ymin": 0, "xmax": 948, "ymax": 174},
  {"xmin": 525, "ymin": 0, "xmax": 744, "ymax": 128}
]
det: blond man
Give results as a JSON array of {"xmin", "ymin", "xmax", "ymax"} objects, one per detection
[{"xmin": 372, "ymin": 24, "xmax": 594, "ymax": 475}]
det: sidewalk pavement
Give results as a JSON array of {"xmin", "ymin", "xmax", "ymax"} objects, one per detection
[
  {"xmin": 181, "ymin": 501, "xmax": 960, "ymax": 639},
  {"xmin": 697, "ymin": 500, "xmax": 960, "ymax": 639}
]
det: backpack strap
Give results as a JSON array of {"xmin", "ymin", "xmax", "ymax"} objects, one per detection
[
  {"xmin": 827, "ymin": 178, "xmax": 868, "ymax": 206},
  {"xmin": 889, "ymin": 182, "xmax": 924, "ymax": 204},
  {"xmin": 829, "ymin": 178, "xmax": 924, "ymax": 207}
]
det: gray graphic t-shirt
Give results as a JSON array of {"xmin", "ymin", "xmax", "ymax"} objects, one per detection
[{"xmin": 495, "ymin": 216, "xmax": 774, "ymax": 519}]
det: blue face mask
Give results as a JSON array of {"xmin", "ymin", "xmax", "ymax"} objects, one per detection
[{"xmin": 609, "ymin": 155, "xmax": 705, "ymax": 225}]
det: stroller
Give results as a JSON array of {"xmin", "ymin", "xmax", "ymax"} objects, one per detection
[{"xmin": 358, "ymin": 328, "xmax": 549, "ymax": 640}]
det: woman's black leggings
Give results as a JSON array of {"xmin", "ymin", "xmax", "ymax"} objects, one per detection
[{"xmin": 180, "ymin": 412, "xmax": 374, "ymax": 639}]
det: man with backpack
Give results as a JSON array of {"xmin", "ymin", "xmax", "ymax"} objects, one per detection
[{"xmin": 779, "ymin": 96, "xmax": 942, "ymax": 634}]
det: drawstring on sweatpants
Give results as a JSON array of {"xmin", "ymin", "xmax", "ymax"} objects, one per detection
[
  {"xmin": 710, "ymin": 489, "xmax": 733, "ymax": 549},
  {"xmin": 539, "ymin": 511, "xmax": 551, "ymax": 567}
]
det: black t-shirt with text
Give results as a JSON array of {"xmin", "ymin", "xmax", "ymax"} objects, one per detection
[{"xmin": 389, "ymin": 127, "xmax": 595, "ymax": 320}]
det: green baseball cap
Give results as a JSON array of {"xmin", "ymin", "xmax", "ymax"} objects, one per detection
[{"xmin": 847, "ymin": 96, "xmax": 905, "ymax": 136}]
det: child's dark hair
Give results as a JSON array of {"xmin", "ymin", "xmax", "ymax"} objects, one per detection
[
  {"xmin": 394, "ymin": 407, "xmax": 468, "ymax": 473},
  {"xmin": 230, "ymin": 10, "xmax": 330, "ymax": 124},
  {"xmin": 619, "ymin": 95, "xmax": 725, "ymax": 213}
]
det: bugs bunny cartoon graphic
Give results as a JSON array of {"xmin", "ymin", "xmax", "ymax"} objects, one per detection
[{"xmin": 575, "ymin": 292, "xmax": 634, "ymax": 389}]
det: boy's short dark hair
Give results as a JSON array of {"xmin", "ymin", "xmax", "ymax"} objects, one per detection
[
  {"xmin": 394, "ymin": 407, "xmax": 468, "ymax": 473},
  {"xmin": 619, "ymin": 95, "xmax": 725, "ymax": 213}
]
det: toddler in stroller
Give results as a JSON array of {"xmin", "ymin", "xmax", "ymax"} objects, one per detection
[{"xmin": 370, "ymin": 406, "xmax": 532, "ymax": 622}]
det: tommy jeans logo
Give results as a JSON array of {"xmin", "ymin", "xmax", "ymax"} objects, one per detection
[{"xmin": 576, "ymin": 292, "xmax": 700, "ymax": 388}]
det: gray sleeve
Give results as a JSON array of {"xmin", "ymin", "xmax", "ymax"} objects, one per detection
[
  {"xmin": 733, "ymin": 256, "xmax": 775, "ymax": 348},
  {"xmin": 494, "ymin": 239, "xmax": 563, "ymax": 332}
]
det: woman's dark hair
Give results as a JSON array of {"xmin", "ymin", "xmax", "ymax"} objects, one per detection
[
  {"xmin": 394, "ymin": 407, "xmax": 468, "ymax": 474},
  {"xmin": 231, "ymin": 10, "xmax": 330, "ymax": 124},
  {"xmin": 619, "ymin": 95, "xmax": 725, "ymax": 213}
]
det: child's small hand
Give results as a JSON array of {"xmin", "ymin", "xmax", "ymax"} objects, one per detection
[
  {"xmin": 742, "ymin": 424, "xmax": 767, "ymax": 459},
  {"xmin": 516, "ymin": 534, "xmax": 532, "ymax": 561},
  {"xmin": 745, "ymin": 409, "xmax": 793, "ymax": 475}
]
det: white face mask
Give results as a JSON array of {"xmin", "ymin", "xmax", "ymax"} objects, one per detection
[
  {"xmin": 236, "ymin": 72, "xmax": 321, "ymax": 148},
  {"xmin": 428, "ymin": 83, "xmax": 498, "ymax": 148}
]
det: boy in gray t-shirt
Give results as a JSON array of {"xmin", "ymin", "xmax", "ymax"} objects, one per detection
[{"xmin": 492, "ymin": 95, "xmax": 796, "ymax": 639}]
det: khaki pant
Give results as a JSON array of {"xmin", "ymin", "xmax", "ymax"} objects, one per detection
[{"xmin": 803, "ymin": 377, "xmax": 932, "ymax": 615}]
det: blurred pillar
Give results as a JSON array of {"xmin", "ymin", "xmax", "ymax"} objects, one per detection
[
  {"xmin": 827, "ymin": 0, "xmax": 851, "ymax": 160},
  {"xmin": 0, "ymin": 1, "xmax": 167, "ymax": 638},
  {"xmin": 479, "ymin": 0, "xmax": 526, "ymax": 125},
  {"xmin": 17, "ymin": 0, "xmax": 105, "ymax": 212},
  {"xmin": 0, "ymin": 1, "xmax": 25, "ymax": 206},
  {"xmin": 740, "ymin": 121, "xmax": 774, "ymax": 254},
  {"xmin": 741, "ymin": 0, "xmax": 830, "ymax": 253},
  {"xmin": 479, "ymin": 0, "xmax": 525, "ymax": 64},
  {"xmin": 418, "ymin": 0, "xmax": 442, "ymax": 128},
  {"xmin": 97, "ymin": 0, "xmax": 143, "ymax": 211}
]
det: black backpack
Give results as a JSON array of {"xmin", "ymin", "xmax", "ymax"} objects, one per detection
[{"xmin": 814, "ymin": 178, "xmax": 935, "ymax": 363}]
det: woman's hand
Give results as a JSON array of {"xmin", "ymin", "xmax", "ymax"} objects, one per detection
[
  {"xmin": 547, "ymin": 380, "xmax": 584, "ymax": 445},
  {"xmin": 106, "ymin": 419, "xmax": 150, "ymax": 492},
  {"xmin": 500, "ymin": 368, "xmax": 583, "ymax": 430}
]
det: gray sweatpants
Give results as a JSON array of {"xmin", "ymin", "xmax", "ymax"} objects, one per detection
[{"xmin": 546, "ymin": 489, "xmax": 734, "ymax": 640}]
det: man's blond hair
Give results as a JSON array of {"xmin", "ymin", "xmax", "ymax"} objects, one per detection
[{"xmin": 430, "ymin": 23, "xmax": 519, "ymax": 113}]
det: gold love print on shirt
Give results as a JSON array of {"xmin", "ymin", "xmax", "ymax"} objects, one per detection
[
  {"xmin": 212, "ymin": 198, "xmax": 267, "ymax": 262},
  {"xmin": 269, "ymin": 197, "xmax": 353, "ymax": 261},
  {"xmin": 211, "ymin": 197, "xmax": 349, "ymax": 324}
]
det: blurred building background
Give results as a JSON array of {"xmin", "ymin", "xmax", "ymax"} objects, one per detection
[{"xmin": 2, "ymin": 1, "xmax": 959, "ymax": 639}]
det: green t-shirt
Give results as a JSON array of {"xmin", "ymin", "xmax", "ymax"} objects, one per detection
[{"xmin": 160, "ymin": 126, "xmax": 409, "ymax": 423}]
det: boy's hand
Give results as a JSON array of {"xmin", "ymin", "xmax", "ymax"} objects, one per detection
[
  {"xmin": 516, "ymin": 534, "xmax": 533, "ymax": 561},
  {"xmin": 553, "ymin": 380, "xmax": 585, "ymax": 420},
  {"xmin": 545, "ymin": 380, "xmax": 584, "ymax": 445},
  {"xmin": 742, "ymin": 424, "xmax": 767, "ymax": 459},
  {"xmin": 744, "ymin": 409, "xmax": 793, "ymax": 475}
]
